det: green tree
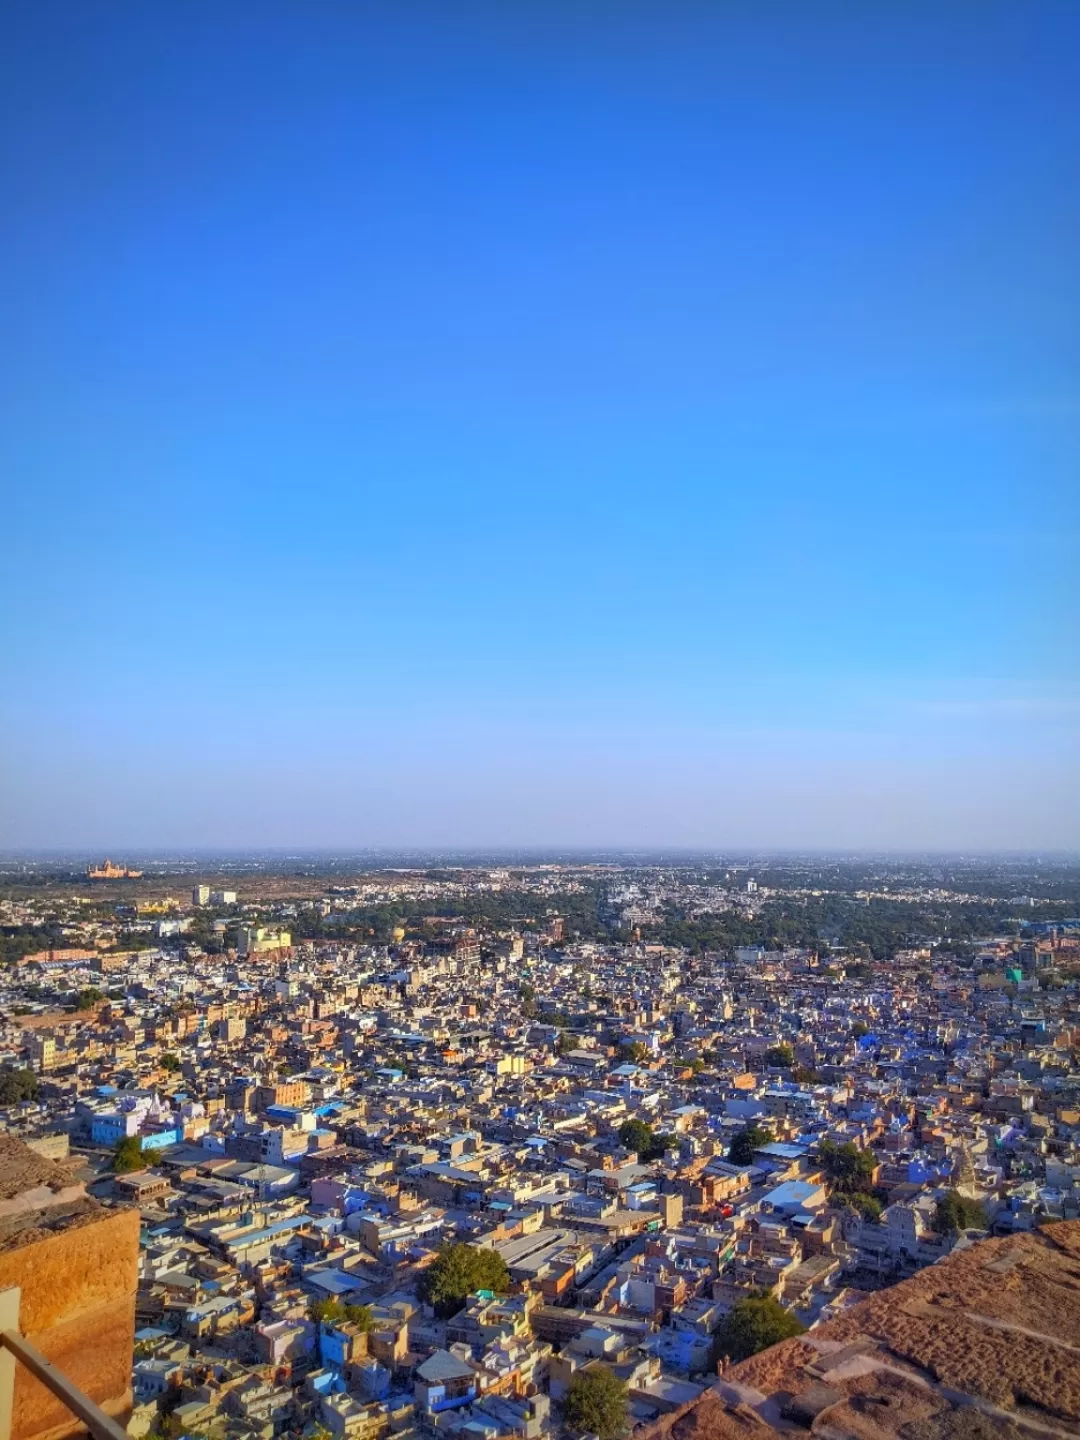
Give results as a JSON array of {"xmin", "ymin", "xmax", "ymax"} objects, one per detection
[
  {"xmin": 0, "ymin": 1067, "xmax": 40, "ymax": 1105},
  {"xmin": 765, "ymin": 1043, "xmax": 794, "ymax": 1068},
  {"xmin": 617, "ymin": 1118, "xmax": 674, "ymax": 1161},
  {"xmin": 934, "ymin": 1190, "xmax": 987, "ymax": 1234},
  {"xmin": 728, "ymin": 1124, "xmax": 771, "ymax": 1167},
  {"xmin": 310, "ymin": 1297, "xmax": 346, "ymax": 1326},
  {"xmin": 75, "ymin": 986, "xmax": 104, "ymax": 1011},
  {"xmin": 850, "ymin": 1193, "xmax": 883, "ymax": 1223},
  {"xmin": 562, "ymin": 1366, "xmax": 628, "ymax": 1440},
  {"xmin": 711, "ymin": 1293, "xmax": 805, "ymax": 1365},
  {"xmin": 618, "ymin": 1118, "xmax": 654, "ymax": 1157},
  {"xmin": 818, "ymin": 1139, "xmax": 876, "ymax": 1196},
  {"xmin": 620, "ymin": 1041, "xmax": 648, "ymax": 1064},
  {"xmin": 160, "ymin": 1053, "xmax": 181, "ymax": 1072},
  {"xmin": 113, "ymin": 1135, "xmax": 146, "ymax": 1173},
  {"xmin": 310, "ymin": 1298, "xmax": 373, "ymax": 1330},
  {"xmin": 851, "ymin": 1021, "xmax": 869, "ymax": 1039},
  {"xmin": 417, "ymin": 1243, "xmax": 509, "ymax": 1318}
]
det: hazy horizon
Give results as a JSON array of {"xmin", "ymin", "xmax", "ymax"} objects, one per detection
[
  {"xmin": 5, "ymin": 846, "xmax": 1079, "ymax": 865},
  {"xmin": 2, "ymin": 3, "xmax": 1078, "ymax": 852}
]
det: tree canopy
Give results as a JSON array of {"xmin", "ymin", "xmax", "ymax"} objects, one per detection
[
  {"xmin": 728, "ymin": 1124, "xmax": 771, "ymax": 1167},
  {"xmin": 311, "ymin": 1297, "xmax": 374, "ymax": 1330},
  {"xmin": 562, "ymin": 1366, "xmax": 628, "ymax": 1440},
  {"xmin": 765, "ymin": 1043, "xmax": 794, "ymax": 1068},
  {"xmin": 417, "ymin": 1243, "xmax": 509, "ymax": 1318},
  {"xmin": 849, "ymin": 1192, "xmax": 883, "ymax": 1223},
  {"xmin": 711, "ymin": 1293, "xmax": 805, "ymax": 1365},
  {"xmin": 934, "ymin": 1190, "xmax": 987, "ymax": 1234},
  {"xmin": 617, "ymin": 1118, "xmax": 675, "ymax": 1162},
  {"xmin": 0, "ymin": 1067, "xmax": 40, "ymax": 1105},
  {"xmin": 113, "ymin": 1135, "xmax": 146, "ymax": 1173},
  {"xmin": 618, "ymin": 1118, "xmax": 653, "ymax": 1156},
  {"xmin": 818, "ymin": 1139, "xmax": 877, "ymax": 1196}
]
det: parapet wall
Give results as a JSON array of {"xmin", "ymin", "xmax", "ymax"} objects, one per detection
[{"xmin": 0, "ymin": 1207, "xmax": 139, "ymax": 1440}]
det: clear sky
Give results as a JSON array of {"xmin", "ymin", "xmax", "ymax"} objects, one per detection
[{"xmin": 2, "ymin": 2, "xmax": 1078, "ymax": 852}]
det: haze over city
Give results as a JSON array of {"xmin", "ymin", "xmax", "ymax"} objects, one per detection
[{"xmin": 2, "ymin": 2, "xmax": 1078, "ymax": 850}]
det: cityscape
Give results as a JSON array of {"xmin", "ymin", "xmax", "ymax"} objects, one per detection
[{"xmin": 2, "ymin": 852, "xmax": 1080, "ymax": 1438}]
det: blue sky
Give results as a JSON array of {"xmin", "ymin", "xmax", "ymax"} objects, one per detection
[{"xmin": 2, "ymin": 2, "xmax": 1078, "ymax": 850}]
